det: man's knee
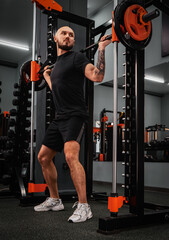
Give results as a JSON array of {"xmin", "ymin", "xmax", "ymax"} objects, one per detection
[
  {"xmin": 65, "ymin": 152, "xmax": 77, "ymax": 168},
  {"xmin": 38, "ymin": 153, "xmax": 51, "ymax": 167},
  {"xmin": 64, "ymin": 141, "xmax": 80, "ymax": 167},
  {"xmin": 65, "ymin": 152, "xmax": 74, "ymax": 163},
  {"xmin": 38, "ymin": 145, "xmax": 56, "ymax": 167}
]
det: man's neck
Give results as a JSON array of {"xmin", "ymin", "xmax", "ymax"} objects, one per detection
[{"xmin": 57, "ymin": 48, "xmax": 69, "ymax": 56}]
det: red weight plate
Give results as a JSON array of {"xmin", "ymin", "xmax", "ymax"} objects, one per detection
[{"xmin": 124, "ymin": 4, "xmax": 151, "ymax": 41}]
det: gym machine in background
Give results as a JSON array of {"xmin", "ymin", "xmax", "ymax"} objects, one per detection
[
  {"xmin": 145, "ymin": 124, "xmax": 169, "ymax": 162},
  {"xmin": 93, "ymin": 108, "xmax": 124, "ymax": 162}
]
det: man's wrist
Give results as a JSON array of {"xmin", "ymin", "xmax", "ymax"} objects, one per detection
[{"xmin": 98, "ymin": 43, "xmax": 106, "ymax": 51}]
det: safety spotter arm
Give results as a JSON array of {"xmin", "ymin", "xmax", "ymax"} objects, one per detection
[{"xmin": 32, "ymin": 0, "xmax": 62, "ymax": 12}]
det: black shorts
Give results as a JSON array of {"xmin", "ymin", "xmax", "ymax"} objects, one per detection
[{"xmin": 42, "ymin": 116, "xmax": 86, "ymax": 152}]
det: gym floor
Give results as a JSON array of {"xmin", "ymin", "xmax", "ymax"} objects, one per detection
[{"xmin": 0, "ymin": 182, "xmax": 169, "ymax": 240}]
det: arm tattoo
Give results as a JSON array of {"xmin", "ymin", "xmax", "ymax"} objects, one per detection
[{"xmin": 95, "ymin": 49, "xmax": 105, "ymax": 76}]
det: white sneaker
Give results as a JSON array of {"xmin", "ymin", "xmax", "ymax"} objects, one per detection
[
  {"xmin": 34, "ymin": 197, "xmax": 64, "ymax": 212},
  {"xmin": 68, "ymin": 202, "xmax": 93, "ymax": 223}
]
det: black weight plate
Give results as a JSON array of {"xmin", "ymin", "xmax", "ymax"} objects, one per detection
[
  {"xmin": 20, "ymin": 60, "xmax": 47, "ymax": 91},
  {"xmin": 114, "ymin": 0, "xmax": 152, "ymax": 50}
]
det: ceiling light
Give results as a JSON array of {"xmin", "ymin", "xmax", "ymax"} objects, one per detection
[
  {"xmin": 144, "ymin": 75, "xmax": 165, "ymax": 83},
  {"xmin": 0, "ymin": 39, "xmax": 29, "ymax": 51}
]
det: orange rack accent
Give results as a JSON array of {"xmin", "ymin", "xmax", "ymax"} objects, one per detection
[
  {"xmin": 32, "ymin": 0, "xmax": 62, "ymax": 12},
  {"xmin": 99, "ymin": 153, "xmax": 104, "ymax": 162},
  {"xmin": 3, "ymin": 111, "xmax": 9, "ymax": 117},
  {"xmin": 118, "ymin": 123, "xmax": 125, "ymax": 128},
  {"xmin": 112, "ymin": 11, "xmax": 119, "ymax": 43},
  {"xmin": 145, "ymin": 129, "xmax": 148, "ymax": 143},
  {"xmin": 107, "ymin": 123, "xmax": 125, "ymax": 128},
  {"xmin": 93, "ymin": 127, "xmax": 101, "ymax": 133},
  {"xmin": 28, "ymin": 183, "xmax": 47, "ymax": 193},
  {"xmin": 108, "ymin": 196, "xmax": 128, "ymax": 213},
  {"xmin": 31, "ymin": 61, "xmax": 41, "ymax": 82},
  {"xmin": 101, "ymin": 116, "xmax": 108, "ymax": 122}
]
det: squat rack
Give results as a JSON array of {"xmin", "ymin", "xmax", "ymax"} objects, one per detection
[
  {"xmin": 23, "ymin": 0, "xmax": 169, "ymax": 233},
  {"xmin": 88, "ymin": 0, "xmax": 169, "ymax": 234}
]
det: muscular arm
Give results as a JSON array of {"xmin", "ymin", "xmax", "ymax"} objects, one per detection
[
  {"xmin": 95, "ymin": 49, "xmax": 105, "ymax": 76},
  {"xmin": 85, "ymin": 35, "xmax": 111, "ymax": 83},
  {"xmin": 85, "ymin": 49, "xmax": 105, "ymax": 82}
]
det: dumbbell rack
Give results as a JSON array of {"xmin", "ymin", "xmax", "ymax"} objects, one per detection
[{"xmin": 6, "ymin": 80, "xmax": 31, "ymax": 196}]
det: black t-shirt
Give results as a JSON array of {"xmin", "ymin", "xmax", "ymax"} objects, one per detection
[{"xmin": 50, "ymin": 51, "xmax": 90, "ymax": 120}]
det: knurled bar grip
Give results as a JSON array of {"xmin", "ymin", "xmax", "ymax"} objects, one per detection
[{"xmin": 80, "ymin": 34, "xmax": 112, "ymax": 53}]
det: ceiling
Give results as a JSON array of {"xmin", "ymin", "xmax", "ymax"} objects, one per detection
[
  {"xmin": 0, "ymin": 0, "xmax": 33, "ymax": 63},
  {"xmin": 87, "ymin": 0, "xmax": 112, "ymax": 16},
  {"xmin": 0, "ymin": 0, "xmax": 111, "ymax": 64},
  {"xmin": 0, "ymin": 0, "xmax": 169, "ymax": 95}
]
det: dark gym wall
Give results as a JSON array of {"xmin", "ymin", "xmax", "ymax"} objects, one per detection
[
  {"xmin": 162, "ymin": 0, "xmax": 169, "ymax": 57},
  {"xmin": 0, "ymin": 66, "xmax": 17, "ymax": 112},
  {"xmin": 35, "ymin": 0, "xmax": 88, "ymax": 192}
]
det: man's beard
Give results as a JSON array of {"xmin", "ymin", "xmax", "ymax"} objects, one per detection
[{"xmin": 58, "ymin": 41, "xmax": 73, "ymax": 51}]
